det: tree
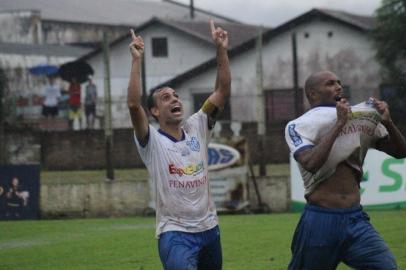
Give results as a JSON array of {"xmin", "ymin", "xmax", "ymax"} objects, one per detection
[
  {"xmin": 0, "ymin": 68, "xmax": 8, "ymax": 164},
  {"xmin": 373, "ymin": 0, "xmax": 406, "ymax": 93},
  {"xmin": 0, "ymin": 68, "xmax": 5, "ymax": 123},
  {"xmin": 372, "ymin": 0, "xmax": 406, "ymax": 121}
]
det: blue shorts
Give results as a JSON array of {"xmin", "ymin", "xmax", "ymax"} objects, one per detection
[
  {"xmin": 288, "ymin": 204, "xmax": 397, "ymax": 270},
  {"xmin": 158, "ymin": 226, "xmax": 222, "ymax": 270}
]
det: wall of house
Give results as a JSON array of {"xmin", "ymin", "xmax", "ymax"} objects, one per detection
[
  {"xmin": 0, "ymin": 10, "xmax": 41, "ymax": 44},
  {"xmin": 41, "ymin": 21, "xmax": 127, "ymax": 45},
  {"xmin": 88, "ymin": 23, "xmax": 215, "ymax": 128},
  {"xmin": 175, "ymin": 19, "xmax": 381, "ymax": 123},
  {"xmin": 0, "ymin": 10, "xmax": 127, "ymax": 46},
  {"xmin": 260, "ymin": 19, "xmax": 380, "ymax": 105}
]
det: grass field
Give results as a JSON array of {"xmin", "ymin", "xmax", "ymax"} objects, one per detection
[{"xmin": 1, "ymin": 210, "xmax": 405, "ymax": 270}]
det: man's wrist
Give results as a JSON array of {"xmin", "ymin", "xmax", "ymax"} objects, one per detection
[
  {"xmin": 382, "ymin": 118, "xmax": 394, "ymax": 127},
  {"xmin": 335, "ymin": 119, "xmax": 347, "ymax": 129},
  {"xmin": 216, "ymin": 46, "xmax": 227, "ymax": 52},
  {"xmin": 131, "ymin": 57, "xmax": 142, "ymax": 64}
]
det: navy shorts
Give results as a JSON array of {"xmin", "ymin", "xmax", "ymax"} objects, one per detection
[
  {"xmin": 85, "ymin": 104, "xmax": 96, "ymax": 116},
  {"xmin": 158, "ymin": 225, "xmax": 222, "ymax": 270},
  {"xmin": 288, "ymin": 204, "xmax": 397, "ymax": 270},
  {"xmin": 42, "ymin": 105, "xmax": 58, "ymax": 117}
]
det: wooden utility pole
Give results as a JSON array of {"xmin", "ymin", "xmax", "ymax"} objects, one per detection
[
  {"xmin": 141, "ymin": 54, "xmax": 147, "ymax": 108},
  {"xmin": 256, "ymin": 27, "xmax": 267, "ymax": 176},
  {"xmin": 102, "ymin": 32, "xmax": 114, "ymax": 180},
  {"xmin": 291, "ymin": 32, "xmax": 300, "ymax": 117}
]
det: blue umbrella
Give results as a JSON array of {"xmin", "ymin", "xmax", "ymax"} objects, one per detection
[{"xmin": 29, "ymin": 64, "xmax": 59, "ymax": 76}]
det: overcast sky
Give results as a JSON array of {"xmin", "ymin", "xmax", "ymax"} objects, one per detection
[{"xmin": 176, "ymin": 0, "xmax": 382, "ymax": 26}]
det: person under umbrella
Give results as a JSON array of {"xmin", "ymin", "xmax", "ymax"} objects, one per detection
[
  {"xmin": 41, "ymin": 75, "xmax": 61, "ymax": 130},
  {"xmin": 84, "ymin": 75, "xmax": 97, "ymax": 129},
  {"xmin": 68, "ymin": 77, "xmax": 82, "ymax": 130}
]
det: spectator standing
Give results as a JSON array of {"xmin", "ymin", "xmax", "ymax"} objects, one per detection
[
  {"xmin": 84, "ymin": 75, "xmax": 97, "ymax": 129},
  {"xmin": 68, "ymin": 77, "xmax": 82, "ymax": 129},
  {"xmin": 41, "ymin": 76, "xmax": 61, "ymax": 130}
]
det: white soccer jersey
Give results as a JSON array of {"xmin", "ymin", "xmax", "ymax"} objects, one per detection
[
  {"xmin": 285, "ymin": 102, "xmax": 388, "ymax": 195},
  {"xmin": 134, "ymin": 110, "xmax": 218, "ymax": 237}
]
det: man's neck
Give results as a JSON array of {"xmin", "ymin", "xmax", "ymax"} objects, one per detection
[{"xmin": 159, "ymin": 123, "xmax": 183, "ymax": 141}]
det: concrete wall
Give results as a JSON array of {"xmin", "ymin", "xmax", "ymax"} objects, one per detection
[
  {"xmin": 39, "ymin": 129, "xmax": 143, "ymax": 170},
  {"xmin": 0, "ymin": 10, "xmax": 41, "ymax": 44},
  {"xmin": 6, "ymin": 121, "xmax": 406, "ymax": 169},
  {"xmin": 4, "ymin": 128, "xmax": 143, "ymax": 170},
  {"xmin": 41, "ymin": 21, "xmax": 126, "ymax": 45},
  {"xmin": 0, "ymin": 10, "xmax": 127, "ymax": 45},
  {"xmin": 40, "ymin": 174, "xmax": 290, "ymax": 218},
  {"xmin": 4, "ymin": 123, "xmax": 289, "ymax": 171},
  {"xmin": 41, "ymin": 180, "xmax": 150, "ymax": 218}
]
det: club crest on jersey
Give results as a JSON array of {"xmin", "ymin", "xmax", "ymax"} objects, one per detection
[
  {"xmin": 186, "ymin": 137, "xmax": 200, "ymax": 152},
  {"xmin": 180, "ymin": 146, "xmax": 190, "ymax": 156},
  {"xmin": 288, "ymin": 124, "xmax": 302, "ymax": 147}
]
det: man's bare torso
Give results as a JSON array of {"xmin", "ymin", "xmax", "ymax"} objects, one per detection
[{"xmin": 308, "ymin": 162, "xmax": 361, "ymax": 208}]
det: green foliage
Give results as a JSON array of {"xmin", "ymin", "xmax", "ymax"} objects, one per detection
[
  {"xmin": 373, "ymin": 0, "xmax": 406, "ymax": 97},
  {"xmin": 0, "ymin": 68, "xmax": 7, "ymax": 124},
  {"xmin": 0, "ymin": 211, "xmax": 405, "ymax": 269}
]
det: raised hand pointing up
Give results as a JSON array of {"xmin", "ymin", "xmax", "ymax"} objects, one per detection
[
  {"xmin": 129, "ymin": 29, "xmax": 144, "ymax": 60},
  {"xmin": 210, "ymin": 19, "xmax": 228, "ymax": 49}
]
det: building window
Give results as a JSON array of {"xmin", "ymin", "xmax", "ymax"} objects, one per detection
[
  {"xmin": 193, "ymin": 93, "xmax": 230, "ymax": 120},
  {"xmin": 327, "ymin": 31, "xmax": 334, "ymax": 38},
  {"xmin": 265, "ymin": 88, "xmax": 303, "ymax": 124},
  {"xmin": 152, "ymin": 37, "xmax": 168, "ymax": 57}
]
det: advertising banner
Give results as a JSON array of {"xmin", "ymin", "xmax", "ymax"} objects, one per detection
[
  {"xmin": 210, "ymin": 166, "xmax": 249, "ymax": 212},
  {"xmin": 0, "ymin": 165, "xmax": 40, "ymax": 220},
  {"xmin": 291, "ymin": 149, "xmax": 406, "ymax": 210}
]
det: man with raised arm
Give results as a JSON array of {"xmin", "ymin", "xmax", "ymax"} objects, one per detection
[
  {"xmin": 127, "ymin": 20, "xmax": 230, "ymax": 270},
  {"xmin": 285, "ymin": 71, "xmax": 406, "ymax": 270}
]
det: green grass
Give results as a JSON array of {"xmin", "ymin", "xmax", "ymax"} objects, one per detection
[{"xmin": 1, "ymin": 210, "xmax": 405, "ymax": 270}]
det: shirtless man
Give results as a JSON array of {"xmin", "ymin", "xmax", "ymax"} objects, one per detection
[{"xmin": 285, "ymin": 71, "xmax": 406, "ymax": 270}]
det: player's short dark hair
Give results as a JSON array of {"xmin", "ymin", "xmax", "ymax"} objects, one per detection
[{"xmin": 146, "ymin": 88, "xmax": 157, "ymax": 112}]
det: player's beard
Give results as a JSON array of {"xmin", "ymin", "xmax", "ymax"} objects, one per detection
[{"xmin": 166, "ymin": 115, "xmax": 183, "ymax": 126}]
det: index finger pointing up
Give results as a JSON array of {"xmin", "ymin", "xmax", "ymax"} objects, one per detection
[
  {"xmin": 209, "ymin": 19, "xmax": 215, "ymax": 32},
  {"xmin": 130, "ymin": 29, "xmax": 136, "ymax": 39}
]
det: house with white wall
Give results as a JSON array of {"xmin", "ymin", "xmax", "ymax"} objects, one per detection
[
  {"xmin": 0, "ymin": 0, "xmax": 235, "ymax": 46},
  {"xmin": 0, "ymin": 0, "xmax": 237, "ymax": 127},
  {"xmin": 0, "ymin": 43, "xmax": 91, "ymax": 123},
  {"xmin": 81, "ymin": 18, "xmax": 264, "ymax": 127},
  {"xmin": 157, "ymin": 8, "xmax": 380, "ymax": 128}
]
